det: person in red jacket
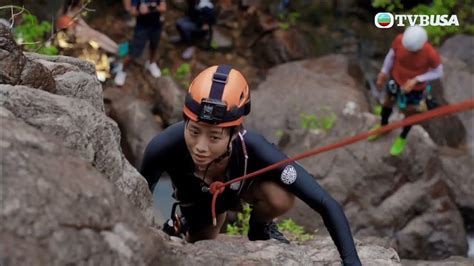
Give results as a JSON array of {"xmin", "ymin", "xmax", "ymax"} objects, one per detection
[{"xmin": 369, "ymin": 26, "xmax": 443, "ymax": 156}]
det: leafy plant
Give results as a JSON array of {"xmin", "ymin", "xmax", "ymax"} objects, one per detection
[
  {"xmin": 226, "ymin": 203, "xmax": 251, "ymax": 236},
  {"xmin": 175, "ymin": 63, "xmax": 191, "ymax": 80},
  {"xmin": 373, "ymin": 104, "xmax": 382, "ymax": 115},
  {"xmin": 300, "ymin": 108, "xmax": 337, "ymax": 131},
  {"xmin": 278, "ymin": 218, "xmax": 314, "ymax": 242},
  {"xmin": 172, "ymin": 63, "xmax": 192, "ymax": 88},
  {"xmin": 300, "ymin": 113, "xmax": 319, "ymax": 130},
  {"xmin": 409, "ymin": 0, "xmax": 471, "ymax": 45},
  {"xmin": 226, "ymin": 204, "xmax": 314, "ymax": 242},
  {"xmin": 161, "ymin": 67, "xmax": 171, "ymax": 76},
  {"xmin": 13, "ymin": 13, "xmax": 58, "ymax": 55},
  {"xmin": 210, "ymin": 40, "xmax": 219, "ymax": 50},
  {"xmin": 275, "ymin": 129, "xmax": 284, "ymax": 138},
  {"xmin": 278, "ymin": 11, "xmax": 301, "ymax": 30},
  {"xmin": 371, "ymin": 0, "xmax": 403, "ymax": 12}
]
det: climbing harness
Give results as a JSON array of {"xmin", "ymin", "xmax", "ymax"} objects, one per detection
[{"xmin": 162, "ymin": 202, "xmax": 189, "ymax": 238}]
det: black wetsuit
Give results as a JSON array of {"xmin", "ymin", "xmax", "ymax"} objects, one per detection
[{"xmin": 140, "ymin": 121, "xmax": 361, "ymax": 265}]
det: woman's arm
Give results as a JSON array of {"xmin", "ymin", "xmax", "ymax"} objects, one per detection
[
  {"xmin": 140, "ymin": 121, "xmax": 185, "ymax": 191},
  {"xmin": 246, "ymin": 132, "xmax": 361, "ymax": 265},
  {"xmin": 416, "ymin": 64, "xmax": 443, "ymax": 83},
  {"xmin": 285, "ymin": 166, "xmax": 361, "ymax": 265},
  {"xmin": 381, "ymin": 48, "xmax": 395, "ymax": 75}
]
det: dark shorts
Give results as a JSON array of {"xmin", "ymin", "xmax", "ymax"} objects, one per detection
[{"xmin": 129, "ymin": 24, "xmax": 162, "ymax": 59}]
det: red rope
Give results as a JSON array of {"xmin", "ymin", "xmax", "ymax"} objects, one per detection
[{"xmin": 209, "ymin": 99, "xmax": 474, "ymax": 226}]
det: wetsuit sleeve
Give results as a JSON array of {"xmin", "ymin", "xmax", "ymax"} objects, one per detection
[
  {"xmin": 140, "ymin": 122, "xmax": 184, "ymax": 191},
  {"xmin": 416, "ymin": 64, "xmax": 443, "ymax": 83},
  {"xmin": 245, "ymin": 132, "xmax": 361, "ymax": 266},
  {"xmin": 381, "ymin": 48, "xmax": 395, "ymax": 75}
]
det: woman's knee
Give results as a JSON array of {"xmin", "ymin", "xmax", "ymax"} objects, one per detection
[{"xmin": 260, "ymin": 182, "xmax": 295, "ymax": 213}]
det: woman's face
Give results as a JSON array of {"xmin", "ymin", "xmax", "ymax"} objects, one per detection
[{"xmin": 184, "ymin": 120, "xmax": 231, "ymax": 168}]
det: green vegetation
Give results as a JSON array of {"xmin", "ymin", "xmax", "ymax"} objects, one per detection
[
  {"xmin": 0, "ymin": 6, "xmax": 58, "ymax": 55},
  {"xmin": 410, "ymin": 0, "xmax": 473, "ymax": 45},
  {"xmin": 226, "ymin": 203, "xmax": 314, "ymax": 242},
  {"xmin": 278, "ymin": 218, "xmax": 314, "ymax": 242},
  {"xmin": 226, "ymin": 203, "xmax": 252, "ymax": 236},
  {"xmin": 159, "ymin": 64, "xmax": 192, "ymax": 88},
  {"xmin": 373, "ymin": 104, "xmax": 382, "ymax": 116},
  {"xmin": 275, "ymin": 129, "xmax": 285, "ymax": 138},
  {"xmin": 278, "ymin": 12, "xmax": 301, "ymax": 30},
  {"xmin": 161, "ymin": 67, "xmax": 171, "ymax": 76},
  {"xmin": 14, "ymin": 14, "xmax": 58, "ymax": 55},
  {"xmin": 176, "ymin": 63, "xmax": 191, "ymax": 80},
  {"xmin": 371, "ymin": 0, "xmax": 403, "ymax": 12},
  {"xmin": 300, "ymin": 108, "xmax": 337, "ymax": 131},
  {"xmin": 210, "ymin": 40, "xmax": 219, "ymax": 50}
]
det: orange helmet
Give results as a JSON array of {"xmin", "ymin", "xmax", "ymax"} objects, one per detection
[{"xmin": 183, "ymin": 65, "xmax": 251, "ymax": 127}]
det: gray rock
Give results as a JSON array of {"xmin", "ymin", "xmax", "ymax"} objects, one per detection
[
  {"xmin": 164, "ymin": 235, "xmax": 401, "ymax": 265},
  {"xmin": 152, "ymin": 76, "xmax": 185, "ymax": 125},
  {"xmin": 439, "ymin": 34, "xmax": 474, "ymax": 69},
  {"xmin": 402, "ymin": 256, "xmax": 474, "ymax": 266},
  {"xmin": 0, "ymin": 116, "xmax": 169, "ymax": 266},
  {"xmin": 211, "ymin": 27, "xmax": 233, "ymax": 49},
  {"xmin": 26, "ymin": 52, "xmax": 97, "ymax": 76},
  {"xmin": 246, "ymin": 54, "xmax": 369, "ymax": 143},
  {"xmin": 438, "ymin": 55, "xmax": 474, "ymax": 154},
  {"xmin": 255, "ymin": 28, "xmax": 312, "ymax": 66},
  {"xmin": 104, "ymin": 87, "xmax": 162, "ymax": 169},
  {"xmin": 0, "ymin": 84, "xmax": 157, "ymax": 225}
]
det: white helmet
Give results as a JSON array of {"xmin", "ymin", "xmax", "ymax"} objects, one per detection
[{"xmin": 402, "ymin": 26, "xmax": 428, "ymax": 52}]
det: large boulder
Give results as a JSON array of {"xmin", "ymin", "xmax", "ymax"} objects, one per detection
[
  {"xmin": 151, "ymin": 76, "xmax": 185, "ymax": 125},
  {"xmin": 27, "ymin": 53, "xmax": 105, "ymax": 112},
  {"xmin": 164, "ymin": 235, "xmax": 401, "ymax": 265},
  {"xmin": 438, "ymin": 53, "xmax": 474, "ymax": 154},
  {"xmin": 402, "ymin": 256, "xmax": 474, "ymax": 266},
  {"xmin": 239, "ymin": 11, "xmax": 312, "ymax": 67},
  {"xmin": 0, "ymin": 114, "xmax": 169, "ymax": 265},
  {"xmin": 0, "ymin": 84, "xmax": 157, "ymax": 225},
  {"xmin": 246, "ymin": 54, "xmax": 369, "ymax": 143},
  {"xmin": 417, "ymin": 34, "xmax": 474, "ymax": 153},
  {"xmin": 0, "ymin": 38, "xmax": 159, "ymax": 225},
  {"xmin": 439, "ymin": 153, "xmax": 474, "ymax": 227},
  {"xmin": 245, "ymin": 56, "xmax": 469, "ymax": 259},
  {"xmin": 439, "ymin": 34, "xmax": 474, "ymax": 68},
  {"xmin": 254, "ymin": 28, "xmax": 313, "ymax": 67}
]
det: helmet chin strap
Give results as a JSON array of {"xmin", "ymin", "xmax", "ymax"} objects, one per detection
[
  {"xmin": 211, "ymin": 127, "xmax": 235, "ymax": 164},
  {"xmin": 199, "ymin": 130, "xmax": 233, "ymax": 187}
]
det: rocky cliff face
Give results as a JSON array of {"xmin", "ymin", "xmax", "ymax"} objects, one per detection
[{"xmin": 246, "ymin": 54, "xmax": 472, "ymax": 260}]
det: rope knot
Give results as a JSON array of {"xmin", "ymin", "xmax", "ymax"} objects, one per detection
[{"xmin": 209, "ymin": 181, "xmax": 225, "ymax": 195}]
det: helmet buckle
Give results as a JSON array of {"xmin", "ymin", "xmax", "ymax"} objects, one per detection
[{"xmin": 212, "ymin": 72, "xmax": 228, "ymax": 84}]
